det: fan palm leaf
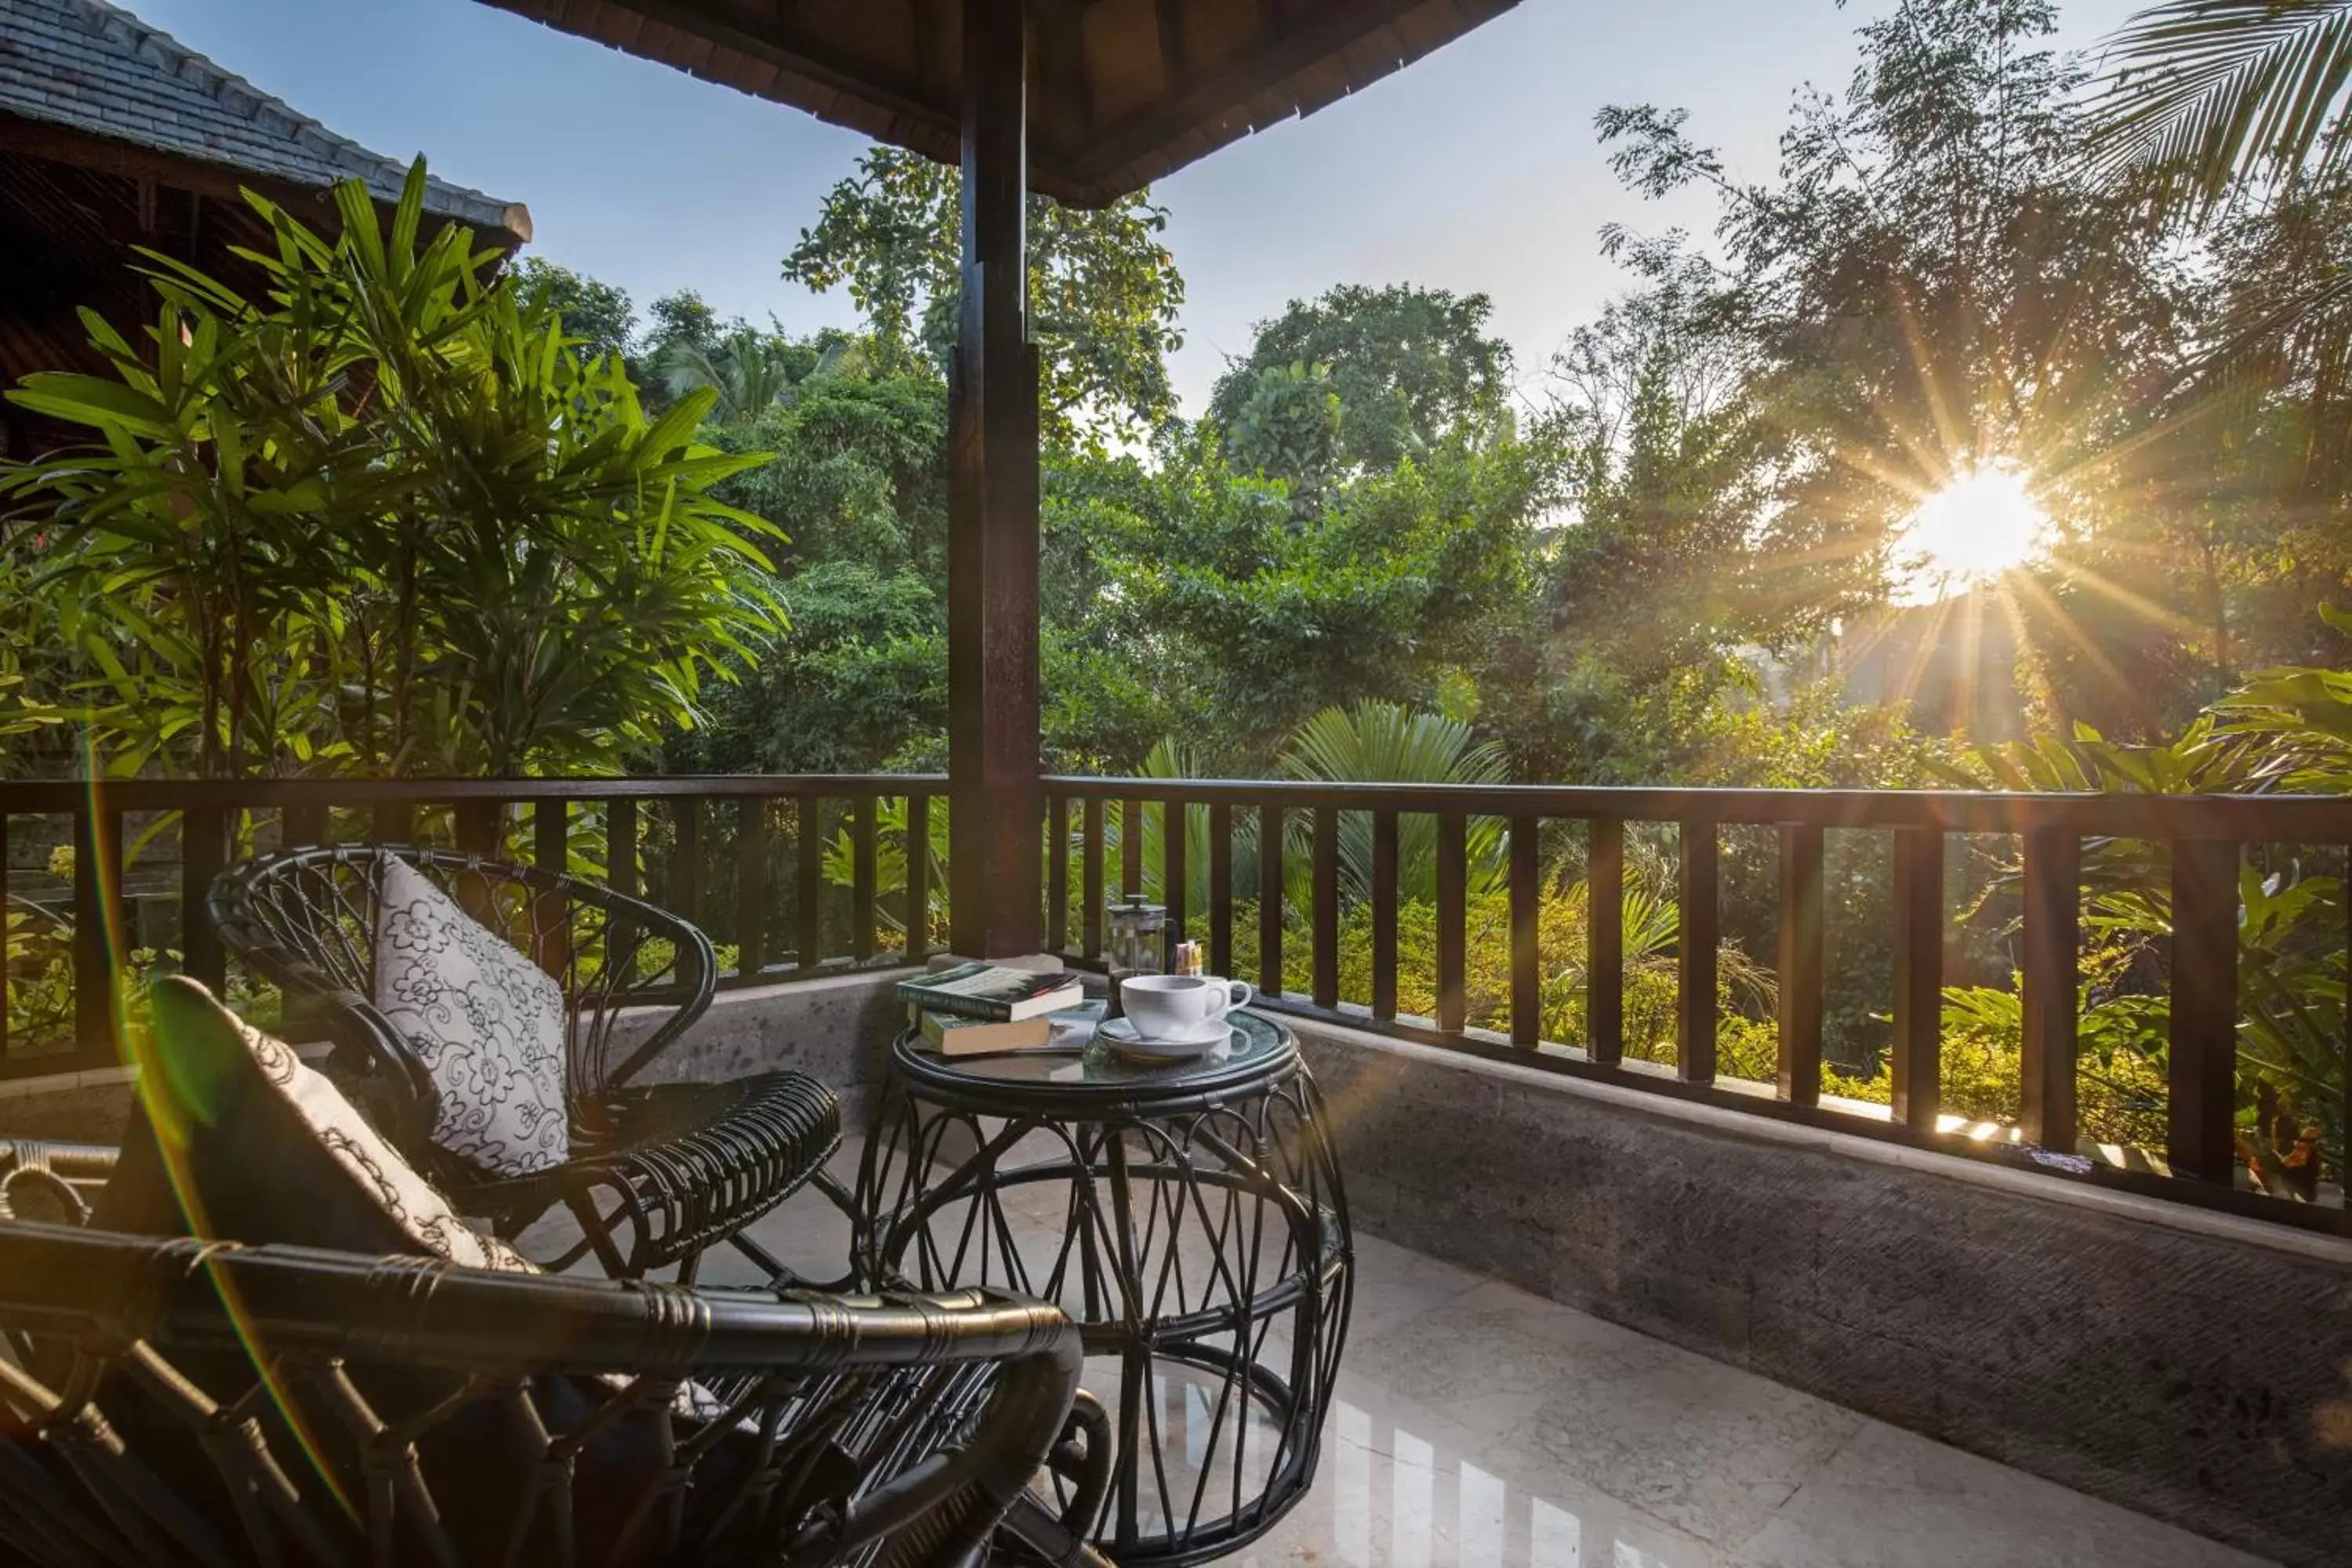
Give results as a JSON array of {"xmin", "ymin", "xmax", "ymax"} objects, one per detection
[
  {"xmin": 659, "ymin": 326, "xmax": 800, "ymax": 424},
  {"xmin": 1278, "ymin": 701, "xmax": 1510, "ymax": 906}
]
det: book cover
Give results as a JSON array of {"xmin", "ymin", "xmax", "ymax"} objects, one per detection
[
  {"xmin": 898, "ymin": 960, "xmax": 1083, "ymax": 1021},
  {"xmin": 918, "ymin": 1009, "xmax": 1053, "ymax": 1057}
]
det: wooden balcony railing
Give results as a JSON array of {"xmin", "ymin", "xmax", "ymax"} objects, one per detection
[
  {"xmin": 4, "ymin": 773, "xmax": 2349, "ymax": 1235},
  {"xmin": 1040, "ymin": 777, "xmax": 2352, "ymax": 1238},
  {"xmin": 0, "ymin": 775, "xmax": 946, "ymax": 1078}
]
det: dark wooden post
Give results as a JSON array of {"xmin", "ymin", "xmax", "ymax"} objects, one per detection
[
  {"xmin": 2169, "ymin": 837, "xmax": 2241, "ymax": 1184},
  {"xmin": 2020, "ymin": 827, "xmax": 2080, "ymax": 1152},
  {"xmin": 946, "ymin": 0, "xmax": 1044, "ymax": 958},
  {"xmin": 1777, "ymin": 823, "xmax": 1824, "ymax": 1107}
]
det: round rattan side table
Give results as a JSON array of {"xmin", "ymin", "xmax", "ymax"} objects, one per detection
[{"xmin": 855, "ymin": 1009, "xmax": 1352, "ymax": 1568}]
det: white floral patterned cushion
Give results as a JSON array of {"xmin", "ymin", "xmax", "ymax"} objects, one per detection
[
  {"xmin": 373, "ymin": 856, "xmax": 570, "ymax": 1178},
  {"xmin": 216, "ymin": 1007, "xmax": 737, "ymax": 1419},
  {"xmin": 236, "ymin": 1007, "xmax": 539, "ymax": 1273},
  {"xmin": 119, "ymin": 979, "xmax": 728, "ymax": 1427},
  {"xmin": 114, "ymin": 977, "xmax": 539, "ymax": 1276}
]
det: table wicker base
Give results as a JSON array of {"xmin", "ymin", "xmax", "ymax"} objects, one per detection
[{"xmin": 857, "ymin": 1012, "xmax": 1351, "ymax": 1568}]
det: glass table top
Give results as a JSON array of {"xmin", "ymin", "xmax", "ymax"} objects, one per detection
[{"xmin": 891, "ymin": 1007, "xmax": 1297, "ymax": 1111}]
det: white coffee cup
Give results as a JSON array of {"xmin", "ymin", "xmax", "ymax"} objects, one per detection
[{"xmin": 1121, "ymin": 974, "xmax": 1253, "ymax": 1039}]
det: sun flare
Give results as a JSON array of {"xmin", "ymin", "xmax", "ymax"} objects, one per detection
[{"xmin": 1896, "ymin": 465, "xmax": 2049, "ymax": 602}]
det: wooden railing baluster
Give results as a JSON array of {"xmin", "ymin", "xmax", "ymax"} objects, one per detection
[
  {"xmin": 0, "ymin": 809, "xmax": 9, "ymax": 1060},
  {"xmin": 1679, "ymin": 818, "xmax": 1719, "ymax": 1086},
  {"xmin": 1588, "ymin": 817, "xmax": 1624, "ymax": 1066},
  {"xmin": 851, "ymin": 794, "xmax": 877, "ymax": 963},
  {"xmin": 1312, "ymin": 806, "xmax": 1338, "ymax": 1009},
  {"xmin": 533, "ymin": 799, "xmax": 571, "ymax": 978},
  {"xmin": 1047, "ymin": 793, "xmax": 1069, "ymax": 953},
  {"xmin": 673, "ymin": 799, "xmax": 703, "ymax": 931},
  {"xmin": 1436, "ymin": 811, "xmax": 1467, "ymax": 1033},
  {"xmin": 1372, "ymin": 809, "xmax": 1399, "ymax": 1023},
  {"xmin": 452, "ymin": 800, "xmax": 495, "ymax": 859},
  {"xmin": 1166, "ymin": 795, "xmax": 1189, "ymax": 958},
  {"xmin": 285, "ymin": 800, "xmax": 328, "ymax": 851},
  {"xmin": 1509, "ymin": 815, "xmax": 1540, "ymax": 1047},
  {"xmin": 1258, "ymin": 804, "xmax": 1283, "ymax": 998},
  {"xmin": 797, "ymin": 797, "xmax": 824, "ymax": 971},
  {"xmin": 2169, "ymin": 837, "xmax": 2241, "ymax": 1185},
  {"xmin": 73, "ymin": 804, "xmax": 122, "ymax": 1058},
  {"xmin": 606, "ymin": 798, "xmax": 641, "ymax": 985},
  {"xmin": 1209, "ymin": 804, "xmax": 1233, "ymax": 978},
  {"xmin": 736, "ymin": 799, "xmax": 768, "ymax": 979},
  {"xmin": 1122, "ymin": 795, "xmax": 1145, "ymax": 898},
  {"xmin": 1777, "ymin": 823, "xmax": 1824, "ymax": 1106},
  {"xmin": 180, "ymin": 804, "xmax": 227, "ymax": 995},
  {"xmin": 533, "ymin": 799, "xmax": 567, "ymax": 873},
  {"xmin": 2020, "ymin": 827, "xmax": 2080, "ymax": 1152},
  {"xmin": 1890, "ymin": 826, "xmax": 1944, "ymax": 1134},
  {"xmin": 372, "ymin": 801, "xmax": 412, "ymax": 844},
  {"xmin": 608, "ymin": 799, "xmax": 639, "ymax": 899},
  {"xmin": 905, "ymin": 793, "xmax": 931, "ymax": 961},
  {"xmin": 1082, "ymin": 797, "xmax": 1105, "ymax": 960}
]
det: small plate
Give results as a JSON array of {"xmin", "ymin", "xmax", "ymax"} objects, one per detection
[{"xmin": 1101, "ymin": 1015, "xmax": 1233, "ymax": 1058}]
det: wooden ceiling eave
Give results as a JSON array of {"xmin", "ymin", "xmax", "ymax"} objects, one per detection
[
  {"xmin": 1057, "ymin": 0, "xmax": 1436, "ymax": 190},
  {"xmin": 487, "ymin": 0, "xmax": 981, "ymax": 183},
  {"xmin": 477, "ymin": 0, "xmax": 1521, "ymax": 209}
]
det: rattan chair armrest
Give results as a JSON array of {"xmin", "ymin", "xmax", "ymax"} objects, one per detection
[
  {"xmin": 0, "ymin": 1225, "xmax": 1079, "ymax": 1379},
  {"xmin": 0, "ymin": 1141, "xmax": 118, "ymax": 1181},
  {"xmin": 0, "ymin": 1141, "xmax": 117, "ymax": 1227},
  {"xmin": 601, "ymin": 916, "xmax": 718, "ymax": 1089}
]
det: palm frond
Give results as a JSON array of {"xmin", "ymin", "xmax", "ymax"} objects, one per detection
[{"xmin": 2088, "ymin": 0, "xmax": 2352, "ymax": 213}]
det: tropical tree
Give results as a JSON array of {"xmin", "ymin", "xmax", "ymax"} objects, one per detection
[
  {"xmin": 782, "ymin": 146, "xmax": 1185, "ymax": 447},
  {"xmin": 1598, "ymin": 0, "xmax": 2210, "ymax": 735},
  {"xmin": 510, "ymin": 256, "xmax": 636, "ymax": 358},
  {"xmin": 1207, "ymin": 285, "xmax": 1515, "ymax": 472},
  {"xmin": 1546, "ymin": 259, "xmax": 1772, "ymax": 684}
]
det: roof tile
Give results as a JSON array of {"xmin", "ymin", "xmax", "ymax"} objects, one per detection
[{"xmin": 0, "ymin": 0, "xmax": 524, "ymax": 234}]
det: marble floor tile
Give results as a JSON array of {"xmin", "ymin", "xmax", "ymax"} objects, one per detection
[
  {"xmin": 1345, "ymin": 1229, "xmax": 1486, "ymax": 1341},
  {"xmin": 1346, "ymin": 1279, "xmax": 1864, "ymax": 1548},
  {"xmin": 1727, "ymin": 1418, "xmax": 2271, "ymax": 1568}
]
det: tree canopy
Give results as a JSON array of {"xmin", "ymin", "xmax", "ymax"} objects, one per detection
[{"xmin": 782, "ymin": 147, "xmax": 1185, "ymax": 448}]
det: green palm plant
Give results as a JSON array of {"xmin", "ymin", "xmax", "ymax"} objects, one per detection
[
  {"xmin": 1941, "ymin": 669, "xmax": 2350, "ymax": 1190},
  {"xmin": 2087, "ymin": 2, "xmax": 2352, "ymax": 376},
  {"xmin": 2089, "ymin": 1, "xmax": 2352, "ymax": 214},
  {"xmin": 1107, "ymin": 704, "xmax": 1508, "ymax": 942},
  {"xmin": 2, "ymin": 161, "xmax": 780, "ymax": 781},
  {"xmin": 655, "ymin": 325, "xmax": 859, "ymax": 426}
]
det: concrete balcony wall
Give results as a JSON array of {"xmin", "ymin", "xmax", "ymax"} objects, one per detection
[{"xmin": 1288, "ymin": 1016, "xmax": 2352, "ymax": 1568}]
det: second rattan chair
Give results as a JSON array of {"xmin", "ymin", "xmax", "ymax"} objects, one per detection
[
  {"xmin": 0, "ymin": 1194, "xmax": 1112, "ymax": 1568},
  {"xmin": 208, "ymin": 844, "xmax": 846, "ymax": 1281}
]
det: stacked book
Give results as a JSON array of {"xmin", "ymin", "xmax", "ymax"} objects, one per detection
[{"xmin": 898, "ymin": 961, "xmax": 1105, "ymax": 1057}]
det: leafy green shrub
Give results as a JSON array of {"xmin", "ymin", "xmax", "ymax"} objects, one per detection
[{"xmin": 2, "ymin": 162, "xmax": 779, "ymax": 781}]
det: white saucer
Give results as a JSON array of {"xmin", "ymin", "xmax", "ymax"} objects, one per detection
[{"xmin": 1101, "ymin": 1015, "xmax": 1232, "ymax": 1058}]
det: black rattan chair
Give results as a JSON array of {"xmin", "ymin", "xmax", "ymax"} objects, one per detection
[
  {"xmin": 207, "ymin": 845, "xmax": 847, "ymax": 1282},
  {"xmin": 0, "ymin": 1192, "xmax": 1112, "ymax": 1568}
]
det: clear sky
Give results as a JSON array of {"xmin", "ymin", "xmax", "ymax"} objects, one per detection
[{"xmin": 124, "ymin": 0, "xmax": 2146, "ymax": 416}]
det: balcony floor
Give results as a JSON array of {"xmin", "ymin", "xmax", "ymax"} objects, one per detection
[{"xmin": 660, "ymin": 1141, "xmax": 2270, "ymax": 1568}]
